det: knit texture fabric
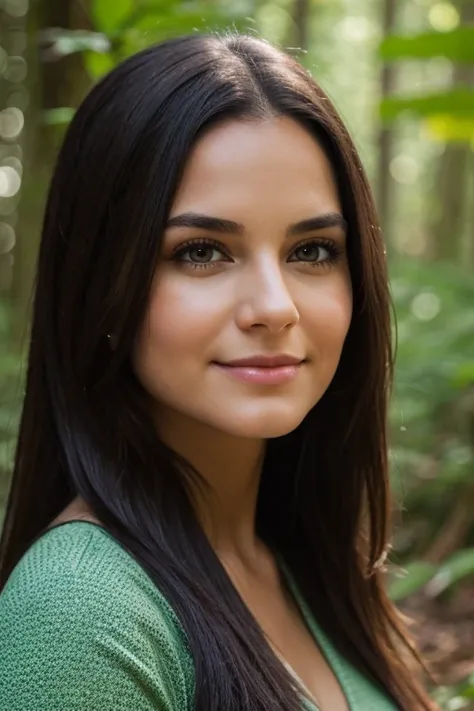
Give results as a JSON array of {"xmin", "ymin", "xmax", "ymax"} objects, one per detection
[{"xmin": 0, "ymin": 522, "xmax": 399, "ymax": 710}]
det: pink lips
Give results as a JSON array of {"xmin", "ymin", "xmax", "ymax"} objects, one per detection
[{"xmin": 213, "ymin": 355, "xmax": 305, "ymax": 385}]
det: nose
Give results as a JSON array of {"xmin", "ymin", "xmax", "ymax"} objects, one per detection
[{"xmin": 235, "ymin": 259, "xmax": 300, "ymax": 333}]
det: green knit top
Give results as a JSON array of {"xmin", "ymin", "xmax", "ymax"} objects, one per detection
[{"xmin": 0, "ymin": 522, "xmax": 399, "ymax": 710}]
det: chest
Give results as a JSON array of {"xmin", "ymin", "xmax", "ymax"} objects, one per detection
[{"xmin": 229, "ymin": 563, "xmax": 349, "ymax": 711}]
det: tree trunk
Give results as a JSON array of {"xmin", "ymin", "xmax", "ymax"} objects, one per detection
[
  {"xmin": 462, "ymin": 150, "xmax": 474, "ymax": 268},
  {"xmin": 375, "ymin": 0, "xmax": 398, "ymax": 249},
  {"xmin": 11, "ymin": 0, "xmax": 92, "ymax": 348},
  {"xmin": 293, "ymin": 0, "xmax": 310, "ymax": 51},
  {"xmin": 430, "ymin": 0, "xmax": 474, "ymax": 264},
  {"xmin": 430, "ymin": 141, "xmax": 471, "ymax": 262}
]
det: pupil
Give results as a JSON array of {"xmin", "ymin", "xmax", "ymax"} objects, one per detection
[
  {"xmin": 192, "ymin": 247, "xmax": 211, "ymax": 263},
  {"xmin": 298, "ymin": 245, "xmax": 319, "ymax": 261}
]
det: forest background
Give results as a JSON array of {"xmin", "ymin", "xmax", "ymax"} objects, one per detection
[{"xmin": 0, "ymin": 0, "xmax": 473, "ymax": 708}]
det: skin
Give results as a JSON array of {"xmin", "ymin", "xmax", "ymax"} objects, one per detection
[
  {"xmin": 59, "ymin": 117, "xmax": 352, "ymax": 709},
  {"xmin": 131, "ymin": 117, "xmax": 352, "ymax": 554}
]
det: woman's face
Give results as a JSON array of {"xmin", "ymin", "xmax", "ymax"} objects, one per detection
[{"xmin": 132, "ymin": 117, "xmax": 352, "ymax": 440}]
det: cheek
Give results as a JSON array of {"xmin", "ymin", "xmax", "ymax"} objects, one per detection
[
  {"xmin": 304, "ymin": 276, "xmax": 353, "ymax": 349},
  {"xmin": 132, "ymin": 274, "xmax": 224, "ymax": 372}
]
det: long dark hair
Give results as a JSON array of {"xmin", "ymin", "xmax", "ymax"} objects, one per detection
[{"xmin": 0, "ymin": 33, "xmax": 433, "ymax": 710}]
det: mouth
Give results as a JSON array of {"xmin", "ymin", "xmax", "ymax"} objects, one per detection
[
  {"xmin": 211, "ymin": 355, "xmax": 306, "ymax": 385},
  {"xmin": 218, "ymin": 354, "xmax": 305, "ymax": 368}
]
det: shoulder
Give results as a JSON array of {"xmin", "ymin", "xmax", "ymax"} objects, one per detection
[
  {"xmin": 0, "ymin": 522, "xmax": 194, "ymax": 711},
  {"xmin": 0, "ymin": 521, "xmax": 182, "ymax": 636}
]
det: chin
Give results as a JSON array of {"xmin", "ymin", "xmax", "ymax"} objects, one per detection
[{"xmin": 216, "ymin": 408, "xmax": 309, "ymax": 440}]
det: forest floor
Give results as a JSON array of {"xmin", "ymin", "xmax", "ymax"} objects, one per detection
[{"xmin": 401, "ymin": 581, "xmax": 474, "ymax": 705}]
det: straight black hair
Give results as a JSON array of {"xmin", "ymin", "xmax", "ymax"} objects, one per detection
[{"xmin": 0, "ymin": 33, "xmax": 434, "ymax": 710}]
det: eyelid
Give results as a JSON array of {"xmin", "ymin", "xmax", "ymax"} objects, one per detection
[
  {"xmin": 288, "ymin": 236, "xmax": 344, "ymax": 256},
  {"xmin": 171, "ymin": 235, "xmax": 341, "ymax": 252},
  {"xmin": 172, "ymin": 237, "xmax": 230, "ymax": 255},
  {"xmin": 171, "ymin": 238, "xmax": 233, "ymax": 269},
  {"xmin": 292, "ymin": 235, "xmax": 340, "ymax": 248}
]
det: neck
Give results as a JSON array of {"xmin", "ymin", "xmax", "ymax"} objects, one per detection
[{"xmin": 155, "ymin": 408, "xmax": 266, "ymax": 559}]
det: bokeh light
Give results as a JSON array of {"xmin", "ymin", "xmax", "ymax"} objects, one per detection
[
  {"xmin": 389, "ymin": 155, "xmax": 420, "ymax": 185},
  {"xmin": 411, "ymin": 292, "xmax": 442, "ymax": 321},
  {"xmin": 4, "ymin": 0, "xmax": 29, "ymax": 18},
  {"xmin": 0, "ymin": 107, "xmax": 24, "ymax": 140},
  {"xmin": 428, "ymin": 2, "xmax": 460, "ymax": 32},
  {"xmin": 0, "ymin": 223, "xmax": 16, "ymax": 254},
  {"xmin": 0, "ymin": 166, "xmax": 22, "ymax": 198},
  {"xmin": 4, "ymin": 56, "xmax": 27, "ymax": 84}
]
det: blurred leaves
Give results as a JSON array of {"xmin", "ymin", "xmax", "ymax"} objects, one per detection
[
  {"xmin": 452, "ymin": 363, "xmax": 474, "ymax": 390},
  {"xmin": 380, "ymin": 89, "xmax": 474, "ymax": 122},
  {"xmin": 379, "ymin": 21, "xmax": 474, "ymax": 147},
  {"xmin": 84, "ymin": 0, "xmax": 250, "ymax": 80},
  {"xmin": 389, "ymin": 560, "xmax": 437, "ymax": 601},
  {"xmin": 380, "ymin": 27, "xmax": 474, "ymax": 63},
  {"xmin": 42, "ymin": 108, "xmax": 76, "ymax": 125},
  {"xmin": 426, "ymin": 549, "xmax": 474, "ymax": 597},
  {"xmin": 83, "ymin": 51, "xmax": 116, "ymax": 81},
  {"xmin": 39, "ymin": 28, "xmax": 111, "ymax": 59},
  {"xmin": 425, "ymin": 115, "xmax": 474, "ymax": 143},
  {"xmin": 389, "ymin": 549, "xmax": 474, "ymax": 602},
  {"xmin": 390, "ymin": 258, "xmax": 474, "ymax": 571},
  {"xmin": 92, "ymin": 0, "xmax": 135, "ymax": 33},
  {"xmin": 433, "ymin": 675, "xmax": 474, "ymax": 710}
]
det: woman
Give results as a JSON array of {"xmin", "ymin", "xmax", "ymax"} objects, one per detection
[{"xmin": 0, "ymin": 33, "xmax": 434, "ymax": 711}]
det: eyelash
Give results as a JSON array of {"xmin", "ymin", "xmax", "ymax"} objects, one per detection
[{"xmin": 171, "ymin": 237, "xmax": 344, "ymax": 271}]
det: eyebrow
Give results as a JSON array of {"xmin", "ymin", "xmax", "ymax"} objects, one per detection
[{"xmin": 165, "ymin": 211, "xmax": 348, "ymax": 238}]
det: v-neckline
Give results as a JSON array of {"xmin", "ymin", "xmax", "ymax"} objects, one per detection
[
  {"xmin": 41, "ymin": 521, "xmax": 352, "ymax": 710},
  {"xmin": 276, "ymin": 557, "xmax": 355, "ymax": 711},
  {"xmin": 272, "ymin": 646, "xmax": 320, "ymax": 710}
]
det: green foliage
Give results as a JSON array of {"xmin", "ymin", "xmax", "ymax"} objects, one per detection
[
  {"xmin": 85, "ymin": 0, "xmax": 251, "ymax": 81},
  {"xmin": 40, "ymin": 28, "xmax": 111, "ymax": 57},
  {"xmin": 389, "ymin": 560, "xmax": 437, "ymax": 601},
  {"xmin": 425, "ymin": 115, "xmax": 474, "ymax": 143},
  {"xmin": 42, "ymin": 107, "xmax": 76, "ymax": 125},
  {"xmin": 389, "ymin": 548, "xmax": 474, "ymax": 602},
  {"xmin": 380, "ymin": 27, "xmax": 474, "ymax": 63},
  {"xmin": 427, "ymin": 548, "xmax": 474, "ymax": 597},
  {"xmin": 388, "ymin": 262, "xmax": 474, "ymax": 705},
  {"xmin": 380, "ymin": 89, "xmax": 474, "ymax": 122},
  {"xmin": 433, "ymin": 674, "xmax": 474, "ymax": 711},
  {"xmin": 389, "ymin": 258, "xmax": 474, "ymax": 558},
  {"xmin": 83, "ymin": 52, "xmax": 116, "ymax": 81},
  {"xmin": 92, "ymin": 0, "xmax": 136, "ymax": 33},
  {"xmin": 379, "ymin": 23, "xmax": 474, "ymax": 142}
]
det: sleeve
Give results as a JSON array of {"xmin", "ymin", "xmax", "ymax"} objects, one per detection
[{"xmin": 0, "ymin": 528, "xmax": 192, "ymax": 711}]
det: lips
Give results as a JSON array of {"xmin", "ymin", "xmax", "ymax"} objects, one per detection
[
  {"xmin": 217, "ymin": 355, "xmax": 304, "ymax": 368},
  {"xmin": 212, "ymin": 355, "xmax": 305, "ymax": 385}
]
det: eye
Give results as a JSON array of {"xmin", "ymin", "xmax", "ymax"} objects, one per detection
[
  {"xmin": 289, "ymin": 239, "xmax": 342, "ymax": 266},
  {"xmin": 292, "ymin": 243, "xmax": 328, "ymax": 262},
  {"xmin": 182, "ymin": 245, "xmax": 221, "ymax": 264},
  {"xmin": 172, "ymin": 239, "xmax": 231, "ymax": 269}
]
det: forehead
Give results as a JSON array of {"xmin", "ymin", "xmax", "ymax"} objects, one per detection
[{"xmin": 170, "ymin": 117, "xmax": 341, "ymax": 221}]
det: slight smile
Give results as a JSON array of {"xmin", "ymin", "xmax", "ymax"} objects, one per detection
[{"xmin": 211, "ymin": 355, "xmax": 306, "ymax": 385}]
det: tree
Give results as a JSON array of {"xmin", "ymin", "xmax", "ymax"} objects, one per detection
[{"xmin": 376, "ymin": 0, "xmax": 398, "ymax": 247}]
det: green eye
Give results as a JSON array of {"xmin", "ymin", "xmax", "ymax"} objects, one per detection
[
  {"xmin": 181, "ymin": 245, "xmax": 222, "ymax": 264},
  {"xmin": 289, "ymin": 239, "xmax": 342, "ymax": 266},
  {"xmin": 293, "ymin": 243, "xmax": 326, "ymax": 262},
  {"xmin": 172, "ymin": 239, "xmax": 232, "ymax": 270}
]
